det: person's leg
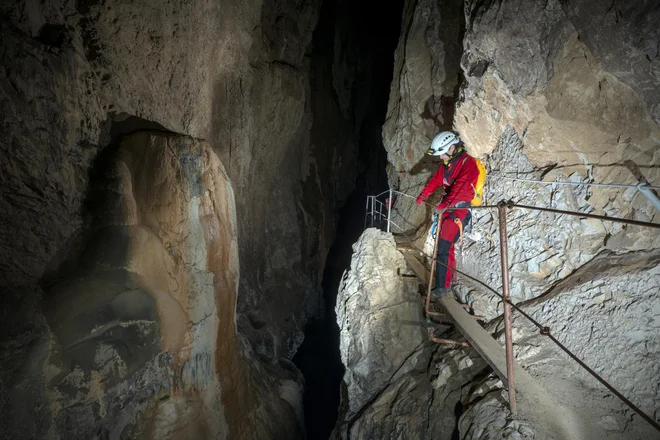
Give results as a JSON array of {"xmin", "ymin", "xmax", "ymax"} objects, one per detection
[
  {"xmin": 435, "ymin": 217, "xmax": 460, "ymax": 290},
  {"xmin": 436, "ymin": 239, "xmax": 452, "ymax": 289}
]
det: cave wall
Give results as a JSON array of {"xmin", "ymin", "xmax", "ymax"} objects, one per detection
[
  {"xmin": 0, "ymin": 0, "xmax": 374, "ymax": 437},
  {"xmin": 456, "ymin": 1, "xmax": 660, "ymax": 423},
  {"xmin": 375, "ymin": 0, "xmax": 660, "ymax": 436},
  {"xmin": 40, "ymin": 133, "xmax": 305, "ymax": 439}
]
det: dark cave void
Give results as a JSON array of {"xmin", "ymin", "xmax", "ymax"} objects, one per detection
[{"xmin": 292, "ymin": 0, "xmax": 404, "ymax": 438}]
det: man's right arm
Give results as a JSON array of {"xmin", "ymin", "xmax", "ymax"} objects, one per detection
[{"xmin": 417, "ymin": 166, "xmax": 444, "ymax": 204}]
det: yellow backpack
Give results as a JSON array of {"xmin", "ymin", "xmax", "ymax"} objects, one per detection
[{"xmin": 471, "ymin": 159, "xmax": 487, "ymax": 206}]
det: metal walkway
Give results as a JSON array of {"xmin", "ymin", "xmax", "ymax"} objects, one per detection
[
  {"xmin": 400, "ymin": 250, "xmax": 630, "ymax": 440},
  {"xmin": 402, "ymin": 251, "xmax": 515, "ymax": 387}
]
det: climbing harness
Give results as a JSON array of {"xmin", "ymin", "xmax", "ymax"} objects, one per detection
[{"xmin": 430, "ymin": 212, "xmax": 439, "ymax": 237}]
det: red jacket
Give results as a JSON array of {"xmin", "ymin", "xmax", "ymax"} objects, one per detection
[{"xmin": 420, "ymin": 152, "xmax": 480, "ymax": 212}]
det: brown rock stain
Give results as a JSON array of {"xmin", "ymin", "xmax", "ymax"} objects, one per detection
[
  {"xmin": 120, "ymin": 135, "xmax": 191, "ymax": 360},
  {"xmin": 122, "ymin": 133, "xmax": 260, "ymax": 437},
  {"xmin": 200, "ymin": 147, "xmax": 258, "ymax": 439}
]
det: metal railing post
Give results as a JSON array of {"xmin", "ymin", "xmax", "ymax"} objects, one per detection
[
  {"xmin": 361, "ymin": 190, "xmax": 660, "ymax": 432},
  {"xmin": 371, "ymin": 196, "xmax": 375, "ymax": 228},
  {"xmin": 425, "ymin": 222, "xmax": 441, "ymax": 315},
  {"xmin": 364, "ymin": 196, "xmax": 370, "ymax": 229},
  {"xmin": 387, "ymin": 188, "xmax": 393, "ymax": 233},
  {"xmin": 498, "ymin": 201, "xmax": 517, "ymax": 414}
]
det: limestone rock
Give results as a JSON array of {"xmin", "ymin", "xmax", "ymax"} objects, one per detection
[
  {"xmin": 463, "ymin": 0, "xmax": 572, "ymax": 97},
  {"xmin": 383, "ymin": 0, "xmax": 464, "ymax": 175},
  {"xmin": 459, "ymin": 393, "xmax": 535, "ymax": 440},
  {"xmin": 3, "ymin": 133, "xmax": 304, "ymax": 439},
  {"xmin": 560, "ymin": 0, "xmax": 660, "ymax": 123},
  {"xmin": 335, "ymin": 229, "xmax": 425, "ymax": 416},
  {"xmin": 512, "ymin": 252, "xmax": 660, "ymax": 426},
  {"xmin": 1, "ymin": 0, "xmax": 376, "ymax": 435},
  {"xmin": 379, "ymin": 0, "xmax": 660, "ymax": 437},
  {"xmin": 333, "ymin": 228, "xmax": 490, "ymax": 440},
  {"xmin": 0, "ymin": 0, "xmax": 366, "ymax": 373}
]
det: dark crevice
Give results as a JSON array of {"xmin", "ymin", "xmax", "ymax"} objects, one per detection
[
  {"xmin": 451, "ymin": 401, "xmax": 464, "ymax": 440},
  {"xmin": 292, "ymin": 0, "xmax": 404, "ymax": 438}
]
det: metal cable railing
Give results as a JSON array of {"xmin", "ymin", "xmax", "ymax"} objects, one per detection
[
  {"xmin": 364, "ymin": 189, "xmax": 660, "ymax": 431},
  {"xmin": 365, "ymin": 189, "xmax": 660, "ymax": 230}
]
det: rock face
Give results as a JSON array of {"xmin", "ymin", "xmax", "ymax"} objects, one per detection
[
  {"xmin": 333, "ymin": 229, "xmax": 658, "ymax": 439},
  {"xmin": 361, "ymin": 0, "xmax": 660, "ymax": 437},
  {"xmin": 453, "ymin": 0, "xmax": 660, "ymax": 427},
  {"xmin": 335, "ymin": 229, "xmax": 425, "ymax": 417},
  {"xmin": 0, "ymin": 0, "xmax": 365, "ymax": 360},
  {"xmin": 333, "ymin": 229, "xmax": 495, "ymax": 439},
  {"xmin": 0, "ymin": 0, "xmax": 377, "ymax": 437},
  {"xmin": 0, "ymin": 0, "xmax": 390, "ymax": 438},
  {"xmin": 5, "ymin": 132, "xmax": 304, "ymax": 438}
]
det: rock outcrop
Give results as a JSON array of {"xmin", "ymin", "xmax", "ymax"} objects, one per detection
[
  {"xmin": 335, "ymin": 229, "xmax": 425, "ymax": 418},
  {"xmin": 357, "ymin": 0, "xmax": 660, "ymax": 437},
  {"xmin": 453, "ymin": 1, "xmax": 660, "ymax": 428},
  {"xmin": 5, "ymin": 132, "xmax": 305, "ymax": 438},
  {"xmin": 333, "ymin": 228, "xmax": 657, "ymax": 439},
  {"xmin": 333, "ymin": 229, "xmax": 494, "ymax": 439}
]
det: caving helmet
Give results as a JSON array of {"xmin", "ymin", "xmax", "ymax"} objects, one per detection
[{"xmin": 427, "ymin": 131, "xmax": 461, "ymax": 156}]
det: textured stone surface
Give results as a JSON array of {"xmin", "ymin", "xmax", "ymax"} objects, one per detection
[
  {"xmin": 333, "ymin": 230, "xmax": 658, "ymax": 440},
  {"xmin": 335, "ymin": 229, "xmax": 425, "ymax": 416},
  {"xmin": 383, "ymin": 0, "xmax": 464, "ymax": 175},
  {"xmin": 560, "ymin": 0, "xmax": 660, "ymax": 123},
  {"xmin": 510, "ymin": 254, "xmax": 660, "ymax": 425},
  {"xmin": 333, "ymin": 229, "xmax": 497, "ymax": 440},
  {"xmin": 459, "ymin": 393, "xmax": 535, "ymax": 440},
  {"xmin": 380, "ymin": 0, "xmax": 465, "ymax": 241},
  {"xmin": 462, "ymin": 0, "xmax": 572, "ymax": 98},
  {"xmin": 0, "ymin": 0, "xmax": 368, "ymax": 368},
  {"xmin": 2, "ymin": 133, "xmax": 305, "ymax": 438},
  {"xmin": 0, "ymin": 0, "xmax": 382, "ymax": 436},
  {"xmin": 376, "ymin": 0, "xmax": 660, "ymax": 437}
]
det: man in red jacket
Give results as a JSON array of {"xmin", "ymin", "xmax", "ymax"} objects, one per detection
[{"xmin": 416, "ymin": 131, "xmax": 480, "ymax": 299}]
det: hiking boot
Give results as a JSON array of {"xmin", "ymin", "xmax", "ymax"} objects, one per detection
[{"xmin": 430, "ymin": 287, "xmax": 451, "ymax": 300}]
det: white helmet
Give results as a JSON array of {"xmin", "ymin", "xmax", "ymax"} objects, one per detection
[{"xmin": 427, "ymin": 131, "xmax": 461, "ymax": 156}]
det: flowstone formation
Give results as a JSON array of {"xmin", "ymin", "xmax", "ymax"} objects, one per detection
[
  {"xmin": 332, "ymin": 0, "xmax": 660, "ymax": 438},
  {"xmin": 9, "ymin": 133, "xmax": 305, "ymax": 438}
]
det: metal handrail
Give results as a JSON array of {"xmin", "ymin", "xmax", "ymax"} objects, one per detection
[
  {"xmin": 365, "ymin": 189, "xmax": 660, "ymax": 431},
  {"xmin": 508, "ymin": 202, "xmax": 660, "ymax": 229},
  {"xmin": 383, "ymin": 188, "xmax": 659, "ymax": 229}
]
